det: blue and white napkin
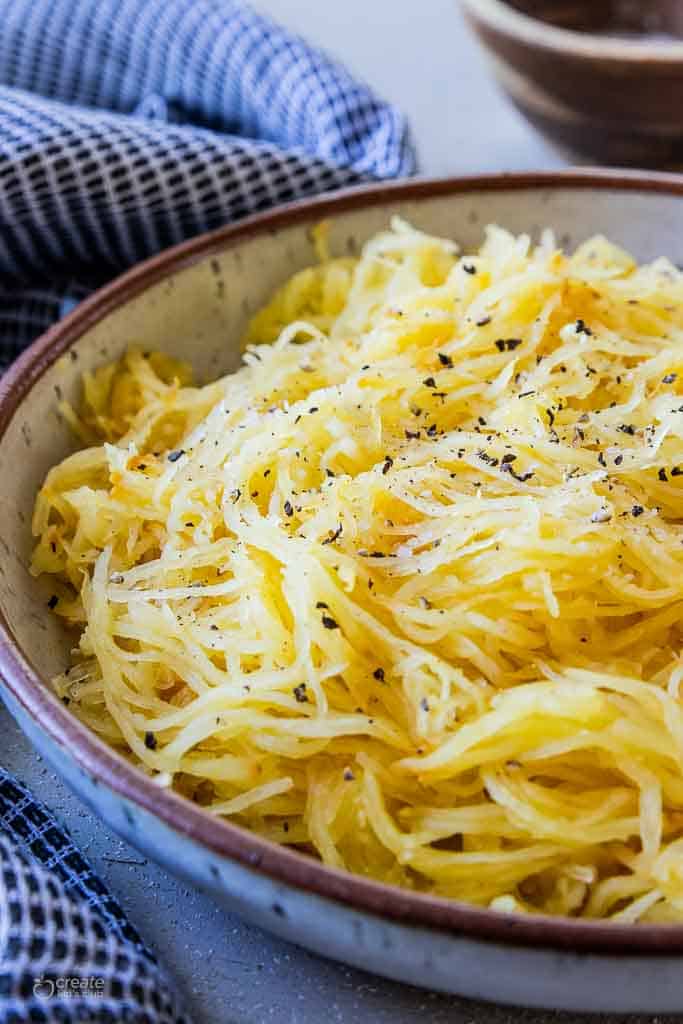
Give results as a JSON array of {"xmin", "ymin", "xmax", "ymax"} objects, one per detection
[{"xmin": 0, "ymin": 0, "xmax": 415, "ymax": 367}]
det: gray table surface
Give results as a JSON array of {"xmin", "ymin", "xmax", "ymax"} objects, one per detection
[{"xmin": 2, "ymin": 2, "xmax": 677, "ymax": 1022}]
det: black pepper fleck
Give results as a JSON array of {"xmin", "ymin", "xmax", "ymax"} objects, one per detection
[
  {"xmin": 293, "ymin": 683, "xmax": 308, "ymax": 704},
  {"xmin": 322, "ymin": 525, "xmax": 343, "ymax": 546}
]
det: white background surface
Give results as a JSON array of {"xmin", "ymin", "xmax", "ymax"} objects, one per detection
[
  {"xmin": 1, "ymin": 3, "xmax": 670, "ymax": 1023},
  {"xmin": 258, "ymin": 0, "xmax": 563, "ymax": 177}
]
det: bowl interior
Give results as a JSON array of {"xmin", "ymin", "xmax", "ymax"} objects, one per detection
[
  {"xmin": 506, "ymin": 0, "xmax": 683, "ymax": 39},
  {"xmin": 2, "ymin": 178, "xmax": 683, "ymax": 726}
]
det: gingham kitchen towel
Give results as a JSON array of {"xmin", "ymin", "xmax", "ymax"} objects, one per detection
[
  {"xmin": 0, "ymin": 0, "xmax": 415, "ymax": 367},
  {"xmin": 0, "ymin": 2, "xmax": 414, "ymax": 1020},
  {"xmin": 0, "ymin": 770, "xmax": 189, "ymax": 1023}
]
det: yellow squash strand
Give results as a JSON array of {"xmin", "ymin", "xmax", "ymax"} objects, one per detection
[{"xmin": 32, "ymin": 218, "xmax": 683, "ymax": 920}]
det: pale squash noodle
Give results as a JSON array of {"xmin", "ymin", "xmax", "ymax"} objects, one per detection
[{"xmin": 32, "ymin": 218, "xmax": 683, "ymax": 921}]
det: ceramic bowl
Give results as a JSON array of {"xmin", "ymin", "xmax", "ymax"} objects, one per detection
[
  {"xmin": 461, "ymin": 0, "xmax": 683, "ymax": 166},
  {"xmin": 3, "ymin": 171, "xmax": 683, "ymax": 1013}
]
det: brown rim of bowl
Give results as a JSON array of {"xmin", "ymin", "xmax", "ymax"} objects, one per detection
[
  {"xmin": 3, "ymin": 169, "xmax": 683, "ymax": 955},
  {"xmin": 460, "ymin": 0, "xmax": 683, "ymax": 62}
]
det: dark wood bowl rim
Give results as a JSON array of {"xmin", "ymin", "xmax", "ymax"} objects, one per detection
[
  {"xmin": 3, "ymin": 170, "xmax": 683, "ymax": 955},
  {"xmin": 461, "ymin": 0, "xmax": 683, "ymax": 63}
]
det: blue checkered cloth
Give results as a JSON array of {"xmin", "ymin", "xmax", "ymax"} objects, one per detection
[
  {"xmin": 0, "ymin": 770, "xmax": 189, "ymax": 1023},
  {"xmin": 0, "ymin": 0, "xmax": 415, "ymax": 367},
  {"xmin": 0, "ymin": 3, "xmax": 414, "ymax": 1020}
]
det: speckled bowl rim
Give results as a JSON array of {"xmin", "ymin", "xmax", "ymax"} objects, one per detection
[
  {"xmin": 461, "ymin": 0, "xmax": 683, "ymax": 62},
  {"xmin": 4, "ymin": 170, "xmax": 683, "ymax": 955}
]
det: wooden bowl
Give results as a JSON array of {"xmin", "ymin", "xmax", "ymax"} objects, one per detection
[
  {"xmin": 461, "ymin": 0, "xmax": 683, "ymax": 166},
  {"xmin": 4, "ymin": 172, "xmax": 683, "ymax": 1012}
]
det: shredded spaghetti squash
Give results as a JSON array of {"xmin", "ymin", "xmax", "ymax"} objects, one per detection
[{"xmin": 32, "ymin": 218, "xmax": 683, "ymax": 920}]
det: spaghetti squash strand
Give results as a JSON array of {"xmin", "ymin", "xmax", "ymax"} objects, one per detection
[{"xmin": 32, "ymin": 218, "xmax": 683, "ymax": 919}]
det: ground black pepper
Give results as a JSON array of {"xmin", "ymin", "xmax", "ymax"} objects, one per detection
[
  {"xmin": 293, "ymin": 684, "xmax": 308, "ymax": 703},
  {"xmin": 322, "ymin": 525, "xmax": 343, "ymax": 545}
]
